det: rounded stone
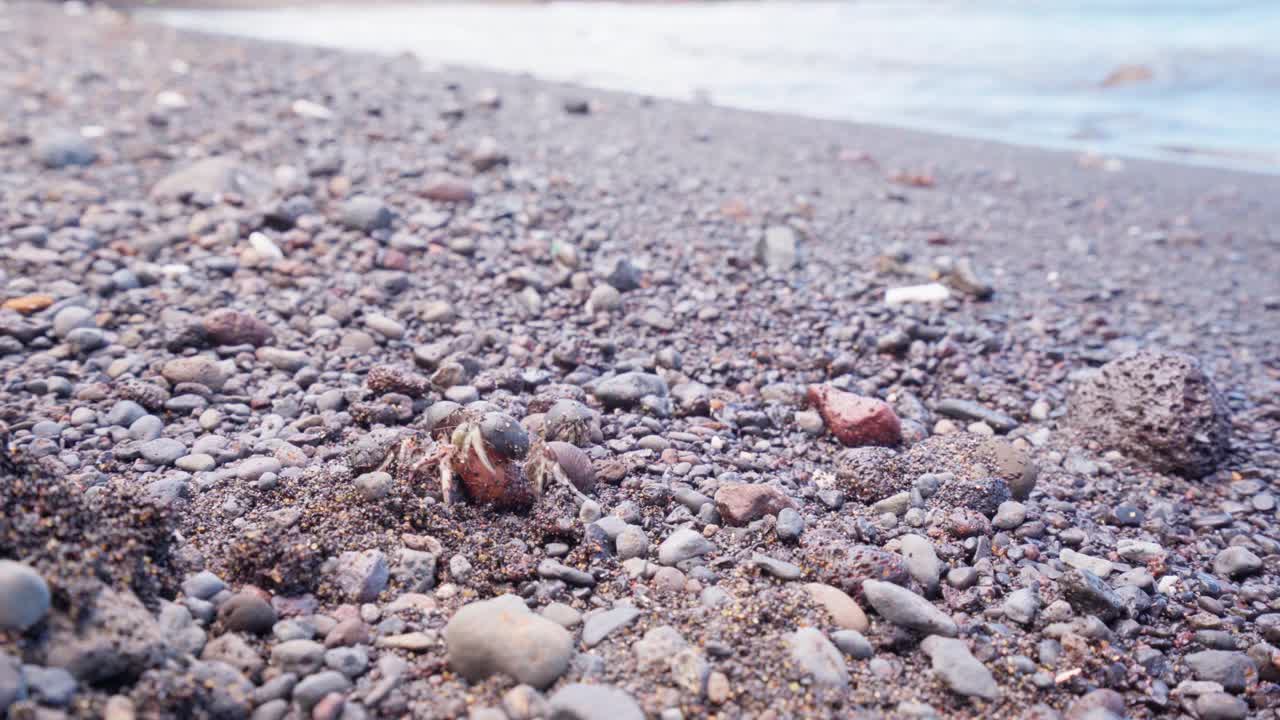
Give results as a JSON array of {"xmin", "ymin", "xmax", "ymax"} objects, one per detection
[
  {"xmin": 0, "ymin": 560, "xmax": 51, "ymax": 631},
  {"xmin": 445, "ymin": 594, "xmax": 573, "ymax": 689},
  {"xmin": 218, "ymin": 593, "xmax": 277, "ymax": 635}
]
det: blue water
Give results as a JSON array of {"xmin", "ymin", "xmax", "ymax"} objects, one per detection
[{"xmin": 147, "ymin": 1, "xmax": 1280, "ymax": 173}]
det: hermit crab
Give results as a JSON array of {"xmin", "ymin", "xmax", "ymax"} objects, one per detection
[{"xmin": 353, "ymin": 400, "xmax": 597, "ymax": 511}]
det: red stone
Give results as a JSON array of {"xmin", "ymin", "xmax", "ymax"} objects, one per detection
[
  {"xmin": 714, "ymin": 483, "xmax": 796, "ymax": 526},
  {"xmin": 806, "ymin": 384, "xmax": 902, "ymax": 447}
]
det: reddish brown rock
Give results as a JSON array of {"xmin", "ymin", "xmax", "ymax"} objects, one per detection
[
  {"xmin": 714, "ymin": 483, "xmax": 796, "ymax": 526},
  {"xmin": 422, "ymin": 174, "xmax": 475, "ymax": 203},
  {"xmin": 807, "ymin": 384, "xmax": 902, "ymax": 447},
  {"xmin": 202, "ymin": 309, "xmax": 274, "ymax": 347},
  {"xmin": 2, "ymin": 294, "xmax": 54, "ymax": 314},
  {"xmin": 324, "ymin": 618, "xmax": 370, "ymax": 648}
]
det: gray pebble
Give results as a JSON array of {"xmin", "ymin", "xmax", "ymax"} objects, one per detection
[
  {"xmin": 355, "ymin": 471, "xmax": 393, "ymax": 501},
  {"xmin": 251, "ymin": 699, "xmax": 289, "ymax": 720},
  {"xmin": 548, "ymin": 683, "xmax": 644, "ymax": 720},
  {"xmin": 182, "ymin": 570, "xmax": 226, "ymax": 600},
  {"xmin": 324, "ymin": 647, "xmax": 370, "ymax": 678},
  {"xmin": 785, "ymin": 627, "xmax": 847, "ymax": 685},
  {"xmin": 752, "ymin": 553, "xmax": 803, "ymax": 581},
  {"xmin": 292, "ymin": 670, "xmax": 351, "ymax": 712},
  {"xmin": 1213, "ymin": 547, "xmax": 1262, "ymax": 580},
  {"xmin": 270, "ymin": 639, "xmax": 326, "ymax": 675},
  {"xmin": 1196, "ymin": 692, "xmax": 1249, "ymax": 720},
  {"xmin": 138, "ymin": 438, "xmax": 187, "ymax": 466},
  {"xmin": 657, "ymin": 528, "xmax": 714, "ymax": 566},
  {"xmin": 776, "ymin": 507, "xmax": 805, "ymax": 541},
  {"xmin": 898, "ymin": 534, "xmax": 941, "ymax": 595},
  {"xmin": 52, "ymin": 306, "xmax": 95, "ymax": 338},
  {"xmin": 862, "ymin": 579, "xmax": 958, "ymax": 637},
  {"xmin": 615, "ymin": 526, "xmax": 649, "ymax": 561},
  {"xmin": 582, "ymin": 606, "xmax": 641, "ymax": 648},
  {"xmin": 444, "ymin": 594, "xmax": 573, "ymax": 689},
  {"xmin": 1003, "ymin": 586, "xmax": 1040, "ymax": 626},
  {"xmin": 594, "ymin": 372, "xmax": 668, "ymax": 409},
  {"xmin": 66, "ymin": 327, "xmax": 106, "ymax": 353},
  {"xmin": 0, "ymin": 652, "xmax": 24, "ymax": 712},
  {"xmin": 992, "ymin": 501, "xmax": 1027, "ymax": 529},
  {"xmin": 128, "ymin": 414, "xmax": 164, "ymax": 441},
  {"xmin": 921, "ymin": 635, "xmax": 999, "ymax": 700},
  {"xmin": 1185, "ymin": 650, "xmax": 1256, "ymax": 693},
  {"xmin": 0, "ymin": 561, "xmax": 51, "ymax": 631},
  {"xmin": 334, "ymin": 550, "xmax": 389, "ymax": 602},
  {"xmin": 23, "ymin": 665, "xmax": 77, "ymax": 706},
  {"xmin": 237, "ymin": 456, "xmax": 283, "ymax": 482},
  {"xmin": 34, "ymin": 130, "xmax": 96, "ymax": 168},
  {"xmin": 341, "ymin": 195, "xmax": 393, "ymax": 232},
  {"xmin": 1059, "ymin": 568, "xmax": 1123, "ymax": 622},
  {"xmin": 832, "ymin": 630, "xmax": 873, "ymax": 659}
]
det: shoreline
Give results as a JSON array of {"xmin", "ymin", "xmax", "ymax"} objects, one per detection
[
  {"xmin": 129, "ymin": 3, "xmax": 1280, "ymax": 182},
  {"xmin": 3, "ymin": 1, "xmax": 1279, "ymax": 719},
  {"xmin": 130, "ymin": 0, "xmax": 1280, "ymax": 177}
]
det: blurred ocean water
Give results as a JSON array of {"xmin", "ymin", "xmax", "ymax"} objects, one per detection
[{"xmin": 148, "ymin": 1, "xmax": 1280, "ymax": 172}]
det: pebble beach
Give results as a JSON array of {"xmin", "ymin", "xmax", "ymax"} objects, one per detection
[{"xmin": 2, "ymin": 2, "xmax": 1280, "ymax": 719}]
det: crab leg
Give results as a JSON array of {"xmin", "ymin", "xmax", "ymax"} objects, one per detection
[
  {"xmin": 375, "ymin": 437, "xmax": 409, "ymax": 474},
  {"xmin": 553, "ymin": 464, "xmax": 592, "ymax": 504},
  {"xmin": 439, "ymin": 461, "xmax": 455, "ymax": 507}
]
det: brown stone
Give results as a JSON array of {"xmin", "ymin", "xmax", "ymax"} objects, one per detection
[
  {"xmin": 714, "ymin": 483, "xmax": 795, "ymax": 526},
  {"xmin": 203, "ymin": 309, "xmax": 273, "ymax": 347},
  {"xmin": 324, "ymin": 618, "xmax": 369, "ymax": 648},
  {"xmin": 2, "ymin": 294, "xmax": 54, "ymax": 314},
  {"xmin": 422, "ymin": 174, "xmax": 475, "ymax": 203},
  {"xmin": 804, "ymin": 583, "xmax": 870, "ymax": 632}
]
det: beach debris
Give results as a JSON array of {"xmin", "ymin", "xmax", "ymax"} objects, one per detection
[
  {"xmin": 884, "ymin": 282, "xmax": 951, "ymax": 305},
  {"xmin": 1101, "ymin": 63, "xmax": 1154, "ymax": 87},
  {"xmin": 291, "ymin": 98, "xmax": 334, "ymax": 120}
]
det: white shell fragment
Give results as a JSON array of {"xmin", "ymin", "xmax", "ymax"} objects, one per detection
[{"xmin": 885, "ymin": 283, "xmax": 952, "ymax": 305}]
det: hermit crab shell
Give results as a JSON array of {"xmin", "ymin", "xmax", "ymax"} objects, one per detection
[
  {"xmin": 457, "ymin": 442, "xmax": 537, "ymax": 510},
  {"xmin": 543, "ymin": 441, "xmax": 596, "ymax": 494}
]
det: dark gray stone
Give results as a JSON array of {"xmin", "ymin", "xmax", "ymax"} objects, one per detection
[
  {"xmin": 1059, "ymin": 568, "xmax": 1123, "ymax": 622},
  {"xmin": 1185, "ymin": 650, "xmax": 1256, "ymax": 693},
  {"xmin": 594, "ymin": 372, "xmax": 668, "ymax": 409},
  {"xmin": 341, "ymin": 195, "xmax": 393, "ymax": 232},
  {"xmin": 935, "ymin": 399, "xmax": 1019, "ymax": 432}
]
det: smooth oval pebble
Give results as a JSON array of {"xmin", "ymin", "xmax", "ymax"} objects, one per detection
[{"xmin": 0, "ymin": 560, "xmax": 51, "ymax": 631}]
